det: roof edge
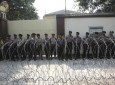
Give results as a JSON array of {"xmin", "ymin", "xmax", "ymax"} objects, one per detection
[{"xmin": 55, "ymin": 13, "xmax": 115, "ymax": 18}]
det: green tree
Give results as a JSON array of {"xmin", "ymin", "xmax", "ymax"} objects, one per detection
[
  {"xmin": 6, "ymin": 0, "xmax": 38, "ymax": 20},
  {"xmin": 74, "ymin": 0, "xmax": 115, "ymax": 13}
]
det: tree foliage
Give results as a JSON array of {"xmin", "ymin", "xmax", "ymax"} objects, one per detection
[
  {"xmin": 6, "ymin": 0, "xmax": 38, "ymax": 20},
  {"xmin": 74, "ymin": 0, "xmax": 115, "ymax": 13}
]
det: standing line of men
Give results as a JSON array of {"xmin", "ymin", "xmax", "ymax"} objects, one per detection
[
  {"xmin": 0, "ymin": 30, "xmax": 115, "ymax": 61},
  {"xmin": 65, "ymin": 31, "xmax": 115, "ymax": 59}
]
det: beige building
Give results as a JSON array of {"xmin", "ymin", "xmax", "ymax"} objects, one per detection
[{"xmin": 7, "ymin": 11, "xmax": 115, "ymax": 38}]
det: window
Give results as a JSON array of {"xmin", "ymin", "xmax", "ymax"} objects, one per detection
[{"xmin": 89, "ymin": 27, "xmax": 103, "ymax": 34}]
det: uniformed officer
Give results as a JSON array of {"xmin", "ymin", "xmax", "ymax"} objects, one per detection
[
  {"xmin": 108, "ymin": 31, "xmax": 115, "ymax": 58},
  {"xmin": 28, "ymin": 33, "xmax": 36, "ymax": 60},
  {"xmin": 12, "ymin": 34, "xmax": 20, "ymax": 60},
  {"xmin": 3, "ymin": 35, "xmax": 13, "ymax": 60},
  {"xmin": 91, "ymin": 32, "xmax": 99, "ymax": 59},
  {"xmin": 74, "ymin": 32, "xmax": 81, "ymax": 59},
  {"xmin": 50, "ymin": 34, "xmax": 57, "ymax": 59},
  {"xmin": 57, "ymin": 34, "xmax": 65, "ymax": 60},
  {"xmin": 35, "ymin": 34, "xmax": 43, "ymax": 60},
  {"xmin": 10, "ymin": 34, "xmax": 18, "ymax": 60},
  {"xmin": 43, "ymin": 33, "xmax": 50, "ymax": 60},
  {"xmin": 99, "ymin": 31, "xmax": 108, "ymax": 59},
  {"xmin": 17, "ymin": 34, "xmax": 26, "ymax": 60},
  {"xmin": 24, "ymin": 34, "xmax": 31, "ymax": 60},
  {"xmin": 82, "ymin": 32, "xmax": 91, "ymax": 59},
  {"xmin": 66, "ymin": 31, "xmax": 73, "ymax": 60}
]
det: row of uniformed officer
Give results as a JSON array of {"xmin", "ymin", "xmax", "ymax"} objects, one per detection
[
  {"xmin": 66, "ymin": 31, "xmax": 90, "ymax": 60},
  {"xmin": 0, "ymin": 31, "xmax": 115, "ymax": 61},
  {"xmin": 66, "ymin": 31, "xmax": 115, "ymax": 59},
  {"xmin": 0, "ymin": 33, "xmax": 59, "ymax": 60}
]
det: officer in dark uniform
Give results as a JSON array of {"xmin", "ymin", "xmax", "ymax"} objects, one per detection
[
  {"xmin": 3, "ymin": 35, "xmax": 12, "ymax": 60},
  {"xmin": 35, "ymin": 34, "xmax": 43, "ymax": 60},
  {"xmin": 74, "ymin": 32, "xmax": 81, "ymax": 59},
  {"xmin": 10, "ymin": 34, "xmax": 18, "ymax": 60},
  {"xmin": 28, "ymin": 33, "xmax": 36, "ymax": 60},
  {"xmin": 43, "ymin": 33, "xmax": 50, "ymax": 60},
  {"xmin": 24, "ymin": 34, "xmax": 31, "ymax": 60},
  {"xmin": 50, "ymin": 34, "xmax": 57, "ymax": 59},
  {"xmin": 57, "ymin": 34, "xmax": 65, "ymax": 60},
  {"xmin": 82, "ymin": 32, "xmax": 91, "ymax": 59},
  {"xmin": 66, "ymin": 31, "xmax": 73, "ymax": 60}
]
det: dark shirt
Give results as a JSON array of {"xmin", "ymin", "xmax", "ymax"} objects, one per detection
[{"xmin": 57, "ymin": 38, "xmax": 65, "ymax": 46}]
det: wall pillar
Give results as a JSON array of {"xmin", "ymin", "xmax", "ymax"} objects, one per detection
[{"xmin": 56, "ymin": 15, "xmax": 65, "ymax": 36}]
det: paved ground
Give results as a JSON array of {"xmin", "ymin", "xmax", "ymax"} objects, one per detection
[{"xmin": 0, "ymin": 59, "xmax": 115, "ymax": 85}]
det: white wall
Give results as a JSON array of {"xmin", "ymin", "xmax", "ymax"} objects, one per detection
[
  {"xmin": 8, "ymin": 19, "xmax": 56, "ymax": 38},
  {"xmin": 65, "ymin": 17, "xmax": 115, "ymax": 38}
]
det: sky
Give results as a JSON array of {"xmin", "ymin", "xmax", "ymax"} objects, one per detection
[{"xmin": 34, "ymin": 0, "xmax": 75, "ymax": 19}]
